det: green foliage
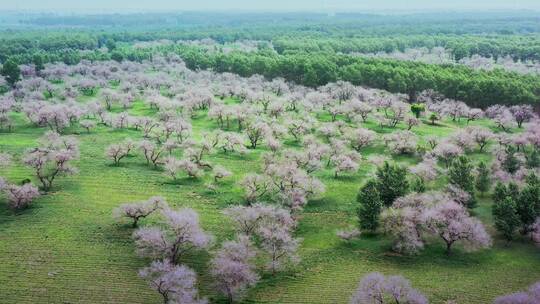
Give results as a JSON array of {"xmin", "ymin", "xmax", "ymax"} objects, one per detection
[
  {"xmin": 410, "ymin": 103, "xmax": 425, "ymax": 118},
  {"xmin": 1, "ymin": 58, "xmax": 20, "ymax": 86},
  {"xmin": 429, "ymin": 113, "xmax": 439, "ymax": 125},
  {"xmin": 494, "ymin": 176, "xmax": 540, "ymax": 236},
  {"xmin": 503, "ymin": 146, "xmax": 520, "ymax": 174},
  {"xmin": 105, "ymin": 39, "xmax": 117, "ymax": 51},
  {"xmin": 492, "ymin": 197, "xmax": 520, "ymax": 242},
  {"xmin": 516, "ymin": 174, "xmax": 540, "ymax": 233},
  {"xmin": 475, "ymin": 161, "xmax": 491, "ymax": 195},
  {"xmin": 356, "ymin": 179, "xmax": 383, "ymax": 232},
  {"xmin": 32, "ymin": 54, "xmax": 44, "ymax": 71},
  {"xmin": 111, "ymin": 51, "xmax": 124, "ymax": 62},
  {"xmin": 411, "ymin": 176, "xmax": 426, "ymax": 193},
  {"xmin": 493, "ymin": 182, "xmax": 509, "ymax": 205},
  {"xmin": 526, "ymin": 149, "xmax": 540, "ymax": 169},
  {"xmin": 507, "ymin": 183, "xmax": 521, "ymax": 202},
  {"xmin": 375, "ymin": 162, "xmax": 409, "ymax": 207},
  {"xmin": 449, "ymin": 156, "xmax": 476, "ymax": 208}
]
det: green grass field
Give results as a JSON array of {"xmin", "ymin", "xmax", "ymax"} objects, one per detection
[{"xmin": 0, "ymin": 99, "xmax": 539, "ymax": 304}]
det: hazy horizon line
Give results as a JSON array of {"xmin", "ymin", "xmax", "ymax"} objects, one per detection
[{"xmin": 1, "ymin": 8, "xmax": 539, "ymax": 14}]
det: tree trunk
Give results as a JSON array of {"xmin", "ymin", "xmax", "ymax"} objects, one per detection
[{"xmin": 445, "ymin": 242, "xmax": 452, "ymax": 255}]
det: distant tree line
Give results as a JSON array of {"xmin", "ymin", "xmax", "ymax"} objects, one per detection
[{"xmin": 166, "ymin": 46, "xmax": 539, "ymax": 107}]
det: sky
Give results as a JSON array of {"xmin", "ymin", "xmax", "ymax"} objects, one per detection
[{"xmin": 1, "ymin": 0, "xmax": 539, "ymax": 12}]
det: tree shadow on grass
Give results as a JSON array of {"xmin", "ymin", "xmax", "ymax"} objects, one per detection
[
  {"xmin": 331, "ymin": 235, "xmax": 496, "ymax": 270},
  {"xmin": 331, "ymin": 174, "xmax": 362, "ymax": 182},
  {"xmin": 162, "ymin": 177, "xmax": 202, "ymax": 186}
]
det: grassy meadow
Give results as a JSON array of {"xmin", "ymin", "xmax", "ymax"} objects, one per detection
[{"xmin": 0, "ymin": 92, "xmax": 539, "ymax": 304}]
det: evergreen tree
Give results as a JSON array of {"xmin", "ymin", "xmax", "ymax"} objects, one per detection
[
  {"xmin": 357, "ymin": 180, "xmax": 383, "ymax": 232},
  {"xmin": 449, "ymin": 156, "xmax": 476, "ymax": 208},
  {"xmin": 503, "ymin": 146, "xmax": 520, "ymax": 174},
  {"xmin": 492, "ymin": 197, "xmax": 520, "ymax": 242},
  {"xmin": 526, "ymin": 149, "xmax": 540, "ymax": 169},
  {"xmin": 475, "ymin": 161, "xmax": 491, "ymax": 195},
  {"xmin": 375, "ymin": 162, "xmax": 409, "ymax": 207},
  {"xmin": 492, "ymin": 182, "xmax": 508, "ymax": 205},
  {"xmin": 507, "ymin": 182, "xmax": 521, "ymax": 202},
  {"xmin": 411, "ymin": 177, "xmax": 426, "ymax": 193},
  {"xmin": 106, "ymin": 39, "xmax": 117, "ymax": 51},
  {"xmin": 516, "ymin": 175, "xmax": 540, "ymax": 234},
  {"xmin": 33, "ymin": 54, "xmax": 44, "ymax": 72},
  {"xmin": 1, "ymin": 58, "xmax": 20, "ymax": 86}
]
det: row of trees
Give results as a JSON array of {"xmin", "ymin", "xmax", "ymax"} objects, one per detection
[
  {"xmin": 5, "ymin": 12, "xmax": 540, "ymax": 62},
  {"xmin": 164, "ymin": 45, "xmax": 540, "ymax": 107},
  {"xmin": 274, "ymin": 34, "xmax": 540, "ymax": 62},
  {"xmin": 349, "ymin": 272, "xmax": 540, "ymax": 304}
]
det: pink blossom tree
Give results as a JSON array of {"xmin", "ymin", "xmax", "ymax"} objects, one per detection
[
  {"xmin": 244, "ymin": 121, "xmax": 270, "ymax": 149},
  {"xmin": 163, "ymin": 157, "xmax": 183, "ymax": 181},
  {"xmin": 139, "ymin": 259, "xmax": 207, "ymax": 304},
  {"xmin": 468, "ymin": 126, "xmax": 493, "ymax": 152},
  {"xmin": 433, "ymin": 142, "xmax": 463, "ymax": 167},
  {"xmin": 450, "ymin": 130, "xmax": 475, "ymax": 152},
  {"xmin": 113, "ymin": 196, "xmax": 168, "ymax": 228},
  {"xmin": 264, "ymin": 161, "xmax": 325, "ymax": 210},
  {"xmin": 36, "ymin": 104, "xmax": 70, "ymax": 133},
  {"xmin": 79, "ymin": 120, "xmax": 96, "ymax": 133},
  {"xmin": 106, "ymin": 139, "xmax": 135, "ymax": 166},
  {"xmin": 347, "ymin": 128, "xmax": 376, "ymax": 152},
  {"xmin": 465, "ymin": 108, "xmax": 484, "ymax": 124},
  {"xmin": 133, "ymin": 208, "xmax": 212, "ymax": 264},
  {"xmin": 350, "ymin": 272, "xmax": 428, "ymax": 304},
  {"xmin": 23, "ymin": 131, "xmax": 79, "ymax": 191},
  {"xmin": 409, "ymin": 155, "xmax": 438, "ymax": 182},
  {"xmin": 382, "ymin": 197, "xmax": 427, "ymax": 254},
  {"xmin": 3, "ymin": 183, "xmax": 40, "ymax": 210},
  {"xmin": 382, "ymin": 192, "xmax": 490, "ymax": 255},
  {"xmin": 258, "ymin": 214, "xmax": 300, "ymax": 275},
  {"xmin": 210, "ymin": 235, "xmax": 259, "ymax": 303},
  {"xmin": 223, "ymin": 203, "xmax": 294, "ymax": 237},
  {"xmin": 240, "ymin": 174, "xmax": 270, "ymax": 204},
  {"xmin": 531, "ymin": 218, "xmax": 540, "ymax": 245},
  {"xmin": 213, "ymin": 166, "xmax": 232, "ymax": 183},
  {"xmin": 0, "ymin": 153, "xmax": 11, "ymax": 167},
  {"xmin": 286, "ymin": 118, "xmax": 312, "ymax": 142},
  {"xmin": 424, "ymin": 200, "xmax": 491, "ymax": 255},
  {"xmin": 284, "ymin": 146, "xmax": 326, "ymax": 174},
  {"xmin": 318, "ymin": 123, "xmax": 341, "ymax": 142},
  {"xmin": 139, "ymin": 140, "xmax": 165, "ymax": 168},
  {"xmin": 219, "ymin": 132, "xmax": 248, "ymax": 154},
  {"xmin": 405, "ymin": 116, "xmax": 421, "ymax": 131},
  {"xmin": 384, "ymin": 131, "xmax": 418, "ymax": 155},
  {"xmin": 442, "ymin": 100, "xmax": 469, "ymax": 122},
  {"xmin": 330, "ymin": 151, "xmax": 361, "ymax": 178},
  {"xmin": 336, "ymin": 228, "xmax": 361, "ymax": 242},
  {"xmin": 510, "ymin": 105, "xmax": 536, "ymax": 128},
  {"xmin": 493, "ymin": 281, "xmax": 540, "ymax": 304},
  {"xmin": 224, "ymin": 203, "xmax": 296, "ymax": 240},
  {"xmin": 494, "ymin": 110, "xmax": 516, "ymax": 132}
]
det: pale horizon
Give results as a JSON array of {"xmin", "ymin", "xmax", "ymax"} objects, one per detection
[{"xmin": 1, "ymin": 0, "xmax": 540, "ymax": 13}]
